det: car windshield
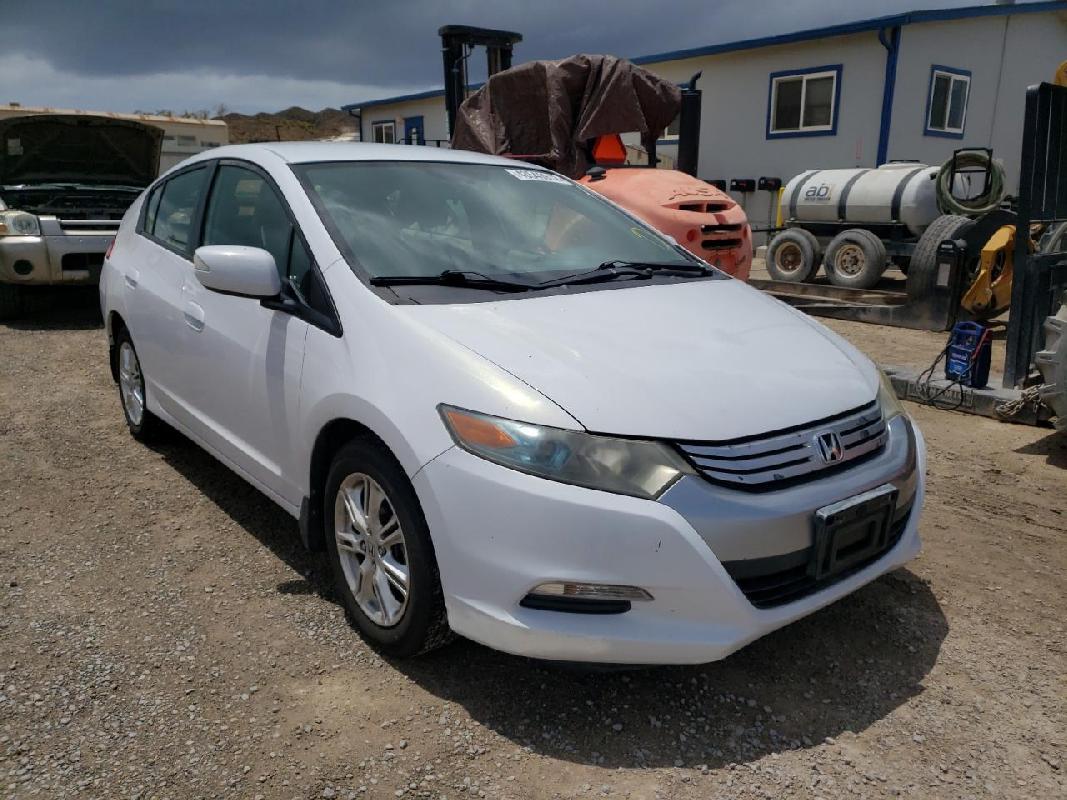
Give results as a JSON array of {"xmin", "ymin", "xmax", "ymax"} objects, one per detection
[{"xmin": 293, "ymin": 161, "xmax": 697, "ymax": 282}]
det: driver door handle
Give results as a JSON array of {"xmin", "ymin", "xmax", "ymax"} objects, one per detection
[{"xmin": 183, "ymin": 301, "xmax": 205, "ymax": 332}]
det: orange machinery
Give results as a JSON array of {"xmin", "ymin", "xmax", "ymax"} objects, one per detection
[{"xmin": 579, "ymin": 134, "xmax": 752, "ymax": 280}]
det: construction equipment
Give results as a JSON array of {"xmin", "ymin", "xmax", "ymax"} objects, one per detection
[{"xmin": 441, "ymin": 28, "xmax": 753, "ymax": 279}]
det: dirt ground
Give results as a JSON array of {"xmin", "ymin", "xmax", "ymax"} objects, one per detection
[{"xmin": 1, "ymin": 291, "xmax": 1064, "ymax": 800}]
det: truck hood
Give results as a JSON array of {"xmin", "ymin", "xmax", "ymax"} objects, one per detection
[
  {"xmin": 0, "ymin": 114, "xmax": 162, "ymax": 188},
  {"xmin": 403, "ymin": 280, "xmax": 879, "ymax": 441}
]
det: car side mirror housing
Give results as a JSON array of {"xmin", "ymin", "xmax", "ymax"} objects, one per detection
[{"xmin": 193, "ymin": 245, "xmax": 282, "ymax": 298}]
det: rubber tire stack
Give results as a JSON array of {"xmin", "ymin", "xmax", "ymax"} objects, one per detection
[
  {"xmin": 823, "ymin": 229, "xmax": 888, "ymax": 290},
  {"xmin": 765, "ymin": 228, "xmax": 821, "ymax": 283}
]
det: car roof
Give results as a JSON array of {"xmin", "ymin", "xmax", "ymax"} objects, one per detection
[{"xmin": 190, "ymin": 141, "xmax": 536, "ymax": 169}]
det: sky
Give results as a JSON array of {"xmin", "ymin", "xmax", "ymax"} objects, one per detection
[{"xmin": 0, "ymin": 0, "xmax": 1035, "ymax": 115}]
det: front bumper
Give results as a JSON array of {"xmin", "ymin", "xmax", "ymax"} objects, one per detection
[
  {"xmin": 0, "ymin": 217, "xmax": 115, "ymax": 286},
  {"xmin": 413, "ymin": 416, "xmax": 925, "ymax": 665}
]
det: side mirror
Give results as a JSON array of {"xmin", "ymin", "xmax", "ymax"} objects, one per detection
[{"xmin": 193, "ymin": 245, "xmax": 281, "ymax": 298}]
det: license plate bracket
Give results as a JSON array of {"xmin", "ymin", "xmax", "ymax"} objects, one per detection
[{"xmin": 810, "ymin": 484, "xmax": 898, "ymax": 581}]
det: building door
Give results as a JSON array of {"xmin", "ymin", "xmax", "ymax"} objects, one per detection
[{"xmin": 403, "ymin": 116, "xmax": 425, "ymax": 145}]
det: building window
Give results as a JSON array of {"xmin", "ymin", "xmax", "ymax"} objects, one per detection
[
  {"xmin": 925, "ymin": 65, "xmax": 970, "ymax": 138},
  {"xmin": 371, "ymin": 121, "xmax": 396, "ymax": 144},
  {"xmin": 766, "ymin": 65, "xmax": 841, "ymax": 139}
]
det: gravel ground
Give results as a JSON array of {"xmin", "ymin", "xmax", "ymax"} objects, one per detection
[{"xmin": 1, "ymin": 292, "xmax": 1064, "ymax": 800}]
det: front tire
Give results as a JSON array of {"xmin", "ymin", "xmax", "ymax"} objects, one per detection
[
  {"xmin": 324, "ymin": 438, "xmax": 451, "ymax": 657},
  {"xmin": 115, "ymin": 330, "xmax": 164, "ymax": 442}
]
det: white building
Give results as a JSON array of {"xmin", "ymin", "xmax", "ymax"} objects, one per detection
[
  {"xmin": 0, "ymin": 104, "xmax": 229, "ymax": 173},
  {"xmin": 343, "ymin": 1, "xmax": 1067, "ymax": 234}
]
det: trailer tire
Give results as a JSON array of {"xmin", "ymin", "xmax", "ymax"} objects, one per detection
[
  {"xmin": 906, "ymin": 214, "xmax": 975, "ymax": 305},
  {"xmin": 1036, "ymin": 291, "xmax": 1067, "ymax": 431},
  {"xmin": 0, "ymin": 284, "xmax": 24, "ymax": 321},
  {"xmin": 824, "ymin": 229, "xmax": 888, "ymax": 290},
  {"xmin": 766, "ymin": 229, "xmax": 819, "ymax": 283}
]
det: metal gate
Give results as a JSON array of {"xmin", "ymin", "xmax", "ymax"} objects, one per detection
[{"xmin": 1004, "ymin": 81, "xmax": 1067, "ymax": 389}]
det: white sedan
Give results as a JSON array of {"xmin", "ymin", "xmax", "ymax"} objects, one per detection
[{"xmin": 100, "ymin": 143, "xmax": 924, "ymax": 664}]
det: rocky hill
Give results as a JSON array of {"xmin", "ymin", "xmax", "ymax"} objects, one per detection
[{"xmin": 221, "ymin": 106, "xmax": 358, "ymax": 144}]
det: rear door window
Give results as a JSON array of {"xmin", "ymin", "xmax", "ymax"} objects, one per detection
[{"xmin": 152, "ymin": 167, "xmax": 209, "ymax": 254}]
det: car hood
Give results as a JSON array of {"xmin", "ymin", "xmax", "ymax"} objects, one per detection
[
  {"xmin": 0, "ymin": 114, "xmax": 162, "ymax": 188},
  {"xmin": 402, "ymin": 279, "xmax": 880, "ymax": 441}
]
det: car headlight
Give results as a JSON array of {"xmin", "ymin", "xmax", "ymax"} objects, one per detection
[
  {"xmin": 0, "ymin": 210, "xmax": 40, "ymax": 236},
  {"xmin": 878, "ymin": 371, "xmax": 905, "ymax": 421},
  {"xmin": 439, "ymin": 405, "xmax": 694, "ymax": 499}
]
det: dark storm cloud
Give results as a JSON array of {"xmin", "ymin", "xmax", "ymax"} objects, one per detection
[{"xmin": 3, "ymin": 0, "xmax": 982, "ymax": 89}]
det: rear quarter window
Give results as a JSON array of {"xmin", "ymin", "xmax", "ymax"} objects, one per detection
[
  {"xmin": 145, "ymin": 167, "xmax": 209, "ymax": 255},
  {"xmin": 141, "ymin": 184, "xmax": 163, "ymax": 235}
]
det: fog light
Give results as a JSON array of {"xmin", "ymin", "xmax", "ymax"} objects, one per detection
[
  {"xmin": 529, "ymin": 582, "xmax": 653, "ymax": 601},
  {"xmin": 520, "ymin": 582, "xmax": 653, "ymax": 614},
  {"xmin": 13, "ymin": 259, "xmax": 33, "ymax": 276}
]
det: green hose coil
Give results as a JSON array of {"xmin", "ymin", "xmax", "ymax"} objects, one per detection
[{"xmin": 935, "ymin": 151, "xmax": 1007, "ymax": 216}]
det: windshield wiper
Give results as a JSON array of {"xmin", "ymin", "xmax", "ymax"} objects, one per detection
[
  {"xmin": 536, "ymin": 259, "xmax": 713, "ymax": 289},
  {"xmin": 370, "ymin": 270, "xmax": 532, "ymax": 293}
]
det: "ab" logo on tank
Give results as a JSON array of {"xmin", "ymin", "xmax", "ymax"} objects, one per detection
[{"xmin": 804, "ymin": 183, "xmax": 833, "ymax": 202}]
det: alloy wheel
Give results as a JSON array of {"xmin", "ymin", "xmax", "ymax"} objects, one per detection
[
  {"xmin": 118, "ymin": 341, "xmax": 145, "ymax": 426},
  {"xmin": 334, "ymin": 473, "xmax": 410, "ymax": 627}
]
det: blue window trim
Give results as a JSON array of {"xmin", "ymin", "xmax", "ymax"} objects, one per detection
[
  {"xmin": 765, "ymin": 64, "xmax": 842, "ymax": 140},
  {"xmin": 923, "ymin": 64, "xmax": 971, "ymax": 140}
]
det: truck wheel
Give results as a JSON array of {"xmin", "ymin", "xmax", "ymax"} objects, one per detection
[
  {"xmin": 906, "ymin": 214, "xmax": 975, "ymax": 306},
  {"xmin": 767, "ymin": 229, "xmax": 819, "ymax": 283},
  {"xmin": 824, "ymin": 229, "xmax": 888, "ymax": 290},
  {"xmin": 0, "ymin": 284, "xmax": 24, "ymax": 321},
  {"xmin": 1036, "ymin": 290, "xmax": 1067, "ymax": 431}
]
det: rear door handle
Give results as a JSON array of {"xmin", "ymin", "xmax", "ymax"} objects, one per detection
[{"xmin": 183, "ymin": 301, "xmax": 205, "ymax": 332}]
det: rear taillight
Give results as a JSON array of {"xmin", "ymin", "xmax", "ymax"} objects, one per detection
[{"xmin": 105, "ymin": 239, "xmax": 115, "ymax": 260}]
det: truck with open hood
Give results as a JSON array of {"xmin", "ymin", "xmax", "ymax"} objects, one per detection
[{"xmin": 0, "ymin": 113, "xmax": 162, "ymax": 318}]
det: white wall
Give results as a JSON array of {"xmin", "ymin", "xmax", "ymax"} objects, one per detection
[
  {"xmin": 638, "ymin": 32, "xmax": 888, "ymax": 234},
  {"xmin": 887, "ymin": 11, "xmax": 1067, "ymax": 192},
  {"xmin": 360, "ymin": 95, "xmax": 450, "ymax": 145}
]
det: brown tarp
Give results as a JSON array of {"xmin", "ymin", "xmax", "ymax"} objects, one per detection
[{"xmin": 451, "ymin": 54, "xmax": 680, "ymax": 179}]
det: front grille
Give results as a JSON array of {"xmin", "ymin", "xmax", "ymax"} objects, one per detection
[
  {"xmin": 702, "ymin": 238, "xmax": 743, "ymax": 251},
  {"xmin": 676, "ymin": 401, "xmax": 887, "ymax": 491},
  {"xmin": 58, "ymin": 219, "xmax": 121, "ymax": 230},
  {"xmin": 722, "ymin": 504, "xmax": 912, "ymax": 609},
  {"xmin": 61, "ymin": 252, "xmax": 105, "ymax": 271},
  {"xmin": 678, "ymin": 201, "xmax": 732, "ymax": 213}
]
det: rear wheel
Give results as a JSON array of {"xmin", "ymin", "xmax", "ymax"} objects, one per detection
[
  {"xmin": 115, "ymin": 329, "xmax": 164, "ymax": 442},
  {"xmin": 324, "ymin": 438, "xmax": 452, "ymax": 657},
  {"xmin": 766, "ymin": 229, "xmax": 819, "ymax": 283},
  {"xmin": 824, "ymin": 229, "xmax": 888, "ymax": 289}
]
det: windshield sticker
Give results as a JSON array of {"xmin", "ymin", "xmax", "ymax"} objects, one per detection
[
  {"xmin": 505, "ymin": 168, "xmax": 569, "ymax": 185},
  {"xmin": 7, "ymin": 138, "xmax": 22, "ymax": 156}
]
